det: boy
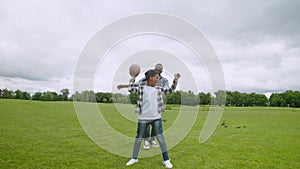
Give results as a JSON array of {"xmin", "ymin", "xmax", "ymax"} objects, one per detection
[
  {"xmin": 118, "ymin": 63, "xmax": 169, "ymax": 149},
  {"xmin": 125, "ymin": 69, "xmax": 181, "ymax": 168}
]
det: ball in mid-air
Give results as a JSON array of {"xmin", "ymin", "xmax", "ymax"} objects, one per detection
[{"xmin": 129, "ymin": 64, "xmax": 140, "ymax": 77}]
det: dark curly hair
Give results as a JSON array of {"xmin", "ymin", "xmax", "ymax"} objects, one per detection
[{"xmin": 145, "ymin": 69, "xmax": 159, "ymax": 80}]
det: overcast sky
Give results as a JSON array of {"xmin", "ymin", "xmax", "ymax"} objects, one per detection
[{"xmin": 1, "ymin": 0, "xmax": 299, "ymax": 96}]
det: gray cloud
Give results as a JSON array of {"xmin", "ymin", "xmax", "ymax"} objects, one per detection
[{"xmin": 0, "ymin": 0, "xmax": 299, "ymax": 94}]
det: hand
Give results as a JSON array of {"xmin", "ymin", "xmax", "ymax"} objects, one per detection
[
  {"xmin": 174, "ymin": 73, "xmax": 181, "ymax": 80},
  {"xmin": 117, "ymin": 84, "xmax": 129, "ymax": 90},
  {"xmin": 117, "ymin": 85, "xmax": 122, "ymax": 90}
]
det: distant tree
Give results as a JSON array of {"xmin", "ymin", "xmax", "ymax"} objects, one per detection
[
  {"xmin": 272, "ymin": 90, "xmax": 300, "ymax": 108},
  {"xmin": 283, "ymin": 90, "xmax": 296, "ymax": 107},
  {"xmin": 166, "ymin": 91, "xmax": 181, "ymax": 104},
  {"xmin": 21, "ymin": 91, "xmax": 31, "ymax": 100},
  {"xmin": 255, "ymin": 94, "xmax": 268, "ymax": 106},
  {"xmin": 295, "ymin": 91, "xmax": 300, "ymax": 107},
  {"xmin": 51, "ymin": 92, "xmax": 60, "ymax": 101},
  {"xmin": 42, "ymin": 91, "xmax": 53, "ymax": 101},
  {"xmin": 225, "ymin": 91, "xmax": 232, "ymax": 106},
  {"xmin": 32, "ymin": 92, "xmax": 42, "ymax": 100},
  {"xmin": 40, "ymin": 91, "xmax": 59, "ymax": 101},
  {"xmin": 60, "ymin": 89, "xmax": 69, "ymax": 101},
  {"xmin": 231, "ymin": 91, "xmax": 244, "ymax": 106},
  {"xmin": 225, "ymin": 91, "xmax": 268, "ymax": 107},
  {"xmin": 129, "ymin": 93, "xmax": 138, "ymax": 104},
  {"xmin": 71, "ymin": 91, "xmax": 81, "ymax": 101},
  {"xmin": 2, "ymin": 88, "xmax": 14, "ymax": 99},
  {"xmin": 15, "ymin": 89, "xmax": 22, "ymax": 99},
  {"xmin": 112, "ymin": 93, "xmax": 129, "ymax": 103},
  {"xmin": 14, "ymin": 89, "xmax": 31, "ymax": 100},
  {"xmin": 181, "ymin": 90, "xmax": 199, "ymax": 106},
  {"xmin": 269, "ymin": 93, "xmax": 285, "ymax": 107},
  {"xmin": 80, "ymin": 90, "xmax": 96, "ymax": 102},
  {"xmin": 245, "ymin": 93, "xmax": 256, "ymax": 106},
  {"xmin": 199, "ymin": 92, "xmax": 211, "ymax": 105},
  {"xmin": 166, "ymin": 92, "xmax": 176, "ymax": 104},
  {"xmin": 215, "ymin": 90, "xmax": 226, "ymax": 106},
  {"xmin": 95, "ymin": 92, "xmax": 112, "ymax": 103}
]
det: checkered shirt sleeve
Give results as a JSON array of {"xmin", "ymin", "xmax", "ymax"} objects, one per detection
[
  {"xmin": 156, "ymin": 79, "xmax": 178, "ymax": 113},
  {"xmin": 128, "ymin": 78, "xmax": 143, "ymax": 114}
]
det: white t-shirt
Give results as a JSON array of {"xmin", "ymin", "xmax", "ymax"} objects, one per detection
[{"xmin": 139, "ymin": 86, "xmax": 161, "ymax": 120}]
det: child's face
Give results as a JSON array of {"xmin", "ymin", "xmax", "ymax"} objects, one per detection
[{"xmin": 149, "ymin": 74, "xmax": 159, "ymax": 86}]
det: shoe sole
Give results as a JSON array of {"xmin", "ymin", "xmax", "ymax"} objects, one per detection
[
  {"xmin": 143, "ymin": 146, "xmax": 150, "ymax": 150},
  {"xmin": 126, "ymin": 161, "xmax": 138, "ymax": 166}
]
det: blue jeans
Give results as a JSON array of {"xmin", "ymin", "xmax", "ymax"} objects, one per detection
[
  {"xmin": 132, "ymin": 118, "xmax": 169, "ymax": 161},
  {"xmin": 144, "ymin": 125, "xmax": 155, "ymax": 142}
]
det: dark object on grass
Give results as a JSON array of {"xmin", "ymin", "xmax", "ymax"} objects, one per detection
[
  {"xmin": 236, "ymin": 126, "xmax": 241, "ymax": 129},
  {"xmin": 221, "ymin": 120, "xmax": 225, "ymax": 126},
  {"xmin": 243, "ymin": 125, "xmax": 246, "ymax": 128},
  {"xmin": 224, "ymin": 125, "xmax": 228, "ymax": 128}
]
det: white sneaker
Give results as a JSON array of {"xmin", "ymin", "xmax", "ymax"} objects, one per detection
[
  {"xmin": 151, "ymin": 140, "xmax": 159, "ymax": 148},
  {"xmin": 126, "ymin": 159, "xmax": 138, "ymax": 166},
  {"xmin": 163, "ymin": 160, "xmax": 173, "ymax": 168},
  {"xmin": 143, "ymin": 140, "xmax": 150, "ymax": 150}
]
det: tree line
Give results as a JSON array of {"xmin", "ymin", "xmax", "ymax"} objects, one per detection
[
  {"xmin": 0, "ymin": 88, "xmax": 70, "ymax": 101},
  {"xmin": 0, "ymin": 88, "xmax": 299, "ymax": 107}
]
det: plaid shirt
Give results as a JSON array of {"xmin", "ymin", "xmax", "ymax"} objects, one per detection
[{"xmin": 128, "ymin": 78, "xmax": 178, "ymax": 114}]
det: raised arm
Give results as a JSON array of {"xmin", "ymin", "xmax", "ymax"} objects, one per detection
[
  {"xmin": 117, "ymin": 78, "xmax": 146, "ymax": 90},
  {"xmin": 162, "ymin": 73, "xmax": 181, "ymax": 94},
  {"xmin": 117, "ymin": 84, "xmax": 129, "ymax": 90}
]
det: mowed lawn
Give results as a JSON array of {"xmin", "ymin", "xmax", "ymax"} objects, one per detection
[{"xmin": 0, "ymin": 99, "xmax": 299, "ymax": 169}]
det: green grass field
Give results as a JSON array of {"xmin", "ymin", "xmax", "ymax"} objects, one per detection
[{"xmin": 1, "ymin": 99, "xmax": 299, "ymax": 169}]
